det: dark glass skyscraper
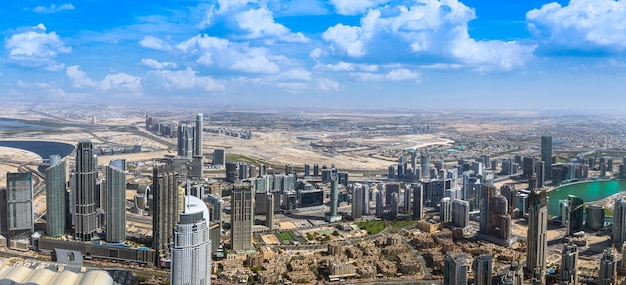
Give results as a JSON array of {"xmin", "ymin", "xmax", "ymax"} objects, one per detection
[
  {"xmin": 527, "ymin": 189, "xmax": 548, "ymax": 284},
  {"xmin": 75, "ymin": 140, "xmax": 98, "ymax": 241},
  {"xmin": 194, "ymin": 113, "xmax": 203, "ymax": 157},
  {"xmin": 46, "ymin": 156, "xmax": 66, "ymax": 237},
  {"xmin": 152, "ymin": 164, "xmax": 178, "ymax": 262},
  {"xmin": 1, "ymin": 172, "xmax": 34, "ymax": 241},
  {"xmin": 541, "ymin": 136, "xmax": 552, "ymax": 180}
]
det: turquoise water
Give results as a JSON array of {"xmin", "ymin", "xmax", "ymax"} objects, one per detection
[{"xmin": 546, "ymin": 179, "xmax": 626, "ymax": 216}]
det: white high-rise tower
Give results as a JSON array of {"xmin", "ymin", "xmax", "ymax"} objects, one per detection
[{"xmin": 170, "ymin": 195, "xmax": 212, "ymax": 285}]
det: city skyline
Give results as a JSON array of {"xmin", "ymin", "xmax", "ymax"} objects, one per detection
[{"xmin": 1, "ymin": 0, "xmax": 626, "ymax": 110}]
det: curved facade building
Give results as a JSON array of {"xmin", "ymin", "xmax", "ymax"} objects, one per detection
[
  {"xmin": 46, "ymin": 157, "xmax": 67, "ymax": 236},
  {"xmin": 170, "ymin": 195, "xmax": 212, "ymax": 285}
]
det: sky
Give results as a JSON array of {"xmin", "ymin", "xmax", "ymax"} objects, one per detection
[{"xmin": 2, "ymin": 0, "xmax": 626, "ymax": 110}]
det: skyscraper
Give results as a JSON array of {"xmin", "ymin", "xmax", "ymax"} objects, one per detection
[
  {"xmin": 329, "ymin": 169, "xmax": 339, "ymax": 218},
  {"xmin": 420, "ymin": 154, "xmax": 430, "ymax": 179},
  {"xmin": 231, "ymin": 182, "xmax": 254, "ymax": 251},
  {"xmin": 560, "ymin": 244, "xmax": 578, "ymax": 285},
  {"xmin": 479, "ymin": 181, "xmax": 514, "ymax": 245},
  {"xmin": 46, "ymin": 156, "xmax": 67, "ymax": 236},
  {"xmin": 195, "ymin": 113, "xmax": 203, "ymax": 157},
  {"xmin": 212, "ymin": 147, "xmax": 225, "ymax": 166},
  {"xmin": 527, "ymin": 189, "xmax": 548, "ymax": 285},
  {"xmin": 567, "ymin": 195, "xmax": 584, "ymax": 236},
  {"xmin": 152, "ymin": 164, "xmax": 178, "ymax": 262},
  {"xmin": 362, "ymin": 185, "xmax": 370, "ymax": 215},
  {"xmin": 541, "ymin": 136, "xmax": 552, "ymax": 180},
  {"xmin": 75, "ymin": 140, "xmax": 98, "ymax": 241},
  {"xmin": 375, "ymin": 191, "xmax": 384, "ymax": 218},
  {"xmin": 105, "ymin": 160, "xmax": 126, "ymax": 243},
  {"xmin": 599, "ymin": 248, "xmax": 616, "ymax": 285},
  {"xmin": 390, "ymin": 192, "xmax": 399, "ymax": 220},
  {"xmin": 412, "ymin": 184, "xmax": 423, "ymax": 220},
  {"xmin": 613, "ymin": 197, "xmax": 626, "ymax": 245},
  {"xmin": 266, "ymin": 193, "xmax": 274, "ymax": 230},
  {"xmin": 452, "ymin": 199, "xmax": 470, "ymax": 228},
  {"xmin": 403, "ymin": 185, "xmax": 411, "ymax": 212},
  {"xmin": 1, "ymin": 172, "xmax": 34, "ymax": 241},
  {"xmin": 440, "ymin": 197, "xmax": 452, "ymax": 223},
  {"xmin": 473, "ymin": 254, "xmax": 493, "ymax": 285},
  {"xmin": 444, "ymin": 253, "xmax": 468, "ymax": 285},
  {"xmin": 352, "ymin": 186, "xmax": 363, "ymax": 220},
  {"xmin": 170, "ymin": 195, "xmax": 212, "ymax": 285},
  {"xmin": 177, "ymin": 123, "xmax": 194, "ymax": 159}
]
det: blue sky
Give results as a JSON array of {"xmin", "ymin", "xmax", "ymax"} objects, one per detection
[{"xmin": 2, "ymin": 0, "xmax": 626, "ymax": 110}]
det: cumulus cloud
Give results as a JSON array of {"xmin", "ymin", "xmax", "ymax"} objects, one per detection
[
  {"xmin": 317, "ymin": 61, "xmax": 379, "ymax": 72},
  {"xmin": 144, "ymin": 68, "xmax": 225, "ymax": 91},
  {"xmin": 329, "ymin": 0, "xmax": 391, "ymax": 15},
  {"xmin": 66, "ymin": 65, "xmax": 97, "ymax": 88},
  {"xmin": 99, "ymin": 72, "xmax": 142, "ymax": 92},
  {"xmin": 322, "ymin": 24, "xmax": 366, "ymax": 57},
  {"xmin": 139, "ymin": 36, "xmax": 172, "ymax": 51},
  {"xmin": 4, "ymin": 23, "xmax": 71, "ymax": 70},
  {"xmin": 322, "ymin": 0, "xmax": 535, "ymax": 69},
  {"xmin": 317, "ymin": 78, "xmax": 340, "ymax": 91},
  {"xmin": 177, "ymin": 34, "xmax": 283, "ymax": 74},
  {"xmin": 527, "ymin": 0, "xmax": 626, "ymax": 53},
  {"xmin": 140, "ymin": 58, "xmax": 177, "ymax": 69},
  {"xmin": 33, "ymin": 3, "xmax": 74, "ymax": 14},
  {"xmin": 235, "ymin": 7, "xmax": 309, "ymax": 42},
  {"xmin": 350, "ymin": 68, "xmax": 421, "ymax": 81}
]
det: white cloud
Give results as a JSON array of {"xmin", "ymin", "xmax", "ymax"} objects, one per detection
[
  {"xmin": 318, "ymin": 61, "xmax": 379, "ymax": 72},
  {"xmin": 350, "ymin": 68, "xmax": 421, "ymax": 82},
  {"xmin": 527, "ymin": 0, "xmax": 626, "ymax": 52},
  {"xmin": 217, "ymin": 0, "xmax": 257, "ymax": 14},
  {"xmin": 277, "ymin": 68, "xmax": 312, "ymax": 81},
  {"xmin": 277, "ymin": 82, "xmax": 308, "ymax": 91},
  {"xmin": 322, "ymin": 1, "xmax": 535, "ymax": 70},
  {"xmin": 140, "ymin": 58, "xmax": 177, "ymax": 69},
  {"xmin": 309, "ymin": 48, "xmax": 323, "ymax": 59},
  {"xmin": 66, "ymin": 65, "xmax": 97, "ymax": 88},
  {"xmin": 317, "ymin": 78, "xmax": 340, "ymax": 91},
  {"xmin": 5, "ymin": 23, "xmax": 71, "ymax": 70},
  {"xmin": 322, "ymin": 24, "xmax": 366, "ymax": 57},
  {"xmin": 139, "ymin": 36, "xmax": 172, "ymax": 51},
  {"xmin": 385, "ymin": 68, "xmax": 421, "ymax": 81},
  {"xmin": 99, "ymin": 72, "xmax": 142, "ymax": 92},
  {"xmin": 145, "ymin": 68, "xmax": 224, "ymax": 91},
  {"xmin": 231, "ymin": 50, "xmax": 280, "ymax": 74},
  {"xmin": 235, "ymin": 7, "xmax": 309, "ymax": 42},
  {"xmin": 329, "ymin": 0, "xmax": 390, "ymax": 15},
  {"xmin": 178, "ymin": 34, "xmax": 283, "ymax": 74},
  {"xmin": 33, "ymin": 3, "xmax": 74, "ymax": 14}
]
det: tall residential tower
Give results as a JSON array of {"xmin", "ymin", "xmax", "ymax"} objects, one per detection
[
  {"xmin": 45, "ymin": 156, "xmax": 66, "ymax": 236},
  {"xmin": 527, "ymin": 189, "xmax": 548, "ymax": 284},
  {"xmin": 170, "ymin": 195, "xmax": 212, "ymax": 285},
  {"xmin": 75, "ymin": 140, "xmax": 98, "ymax": 241}
]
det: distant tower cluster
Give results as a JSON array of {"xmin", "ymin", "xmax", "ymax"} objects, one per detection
[{"xmin": 74, "ymin": 140, "xmax": 98, "ymax": 241}]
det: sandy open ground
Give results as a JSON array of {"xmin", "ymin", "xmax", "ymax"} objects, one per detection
[
  {"xmin": 260, "ymin": 234, "xmax": 280, "ymax": 245},
  {"xmin": 278, "ymin": 221, "xmax": 297, "ymax": 230}
]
